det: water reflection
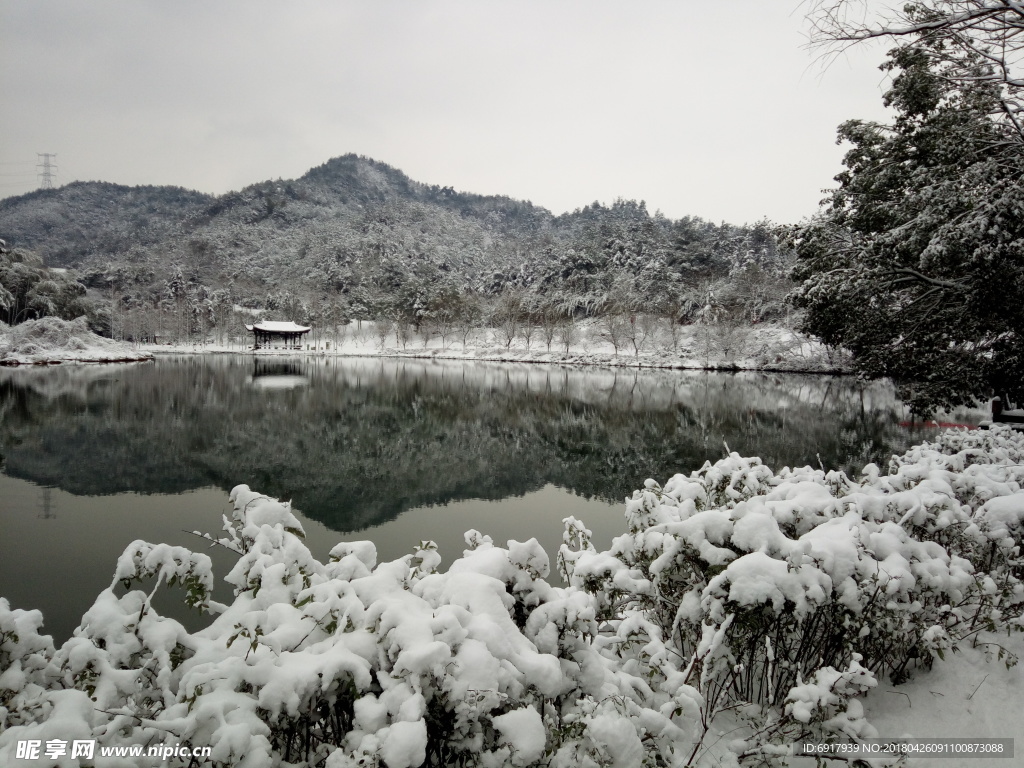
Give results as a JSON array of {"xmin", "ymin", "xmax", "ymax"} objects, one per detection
[
  {"xmin": 0, "ymin": 356, "xmax": 983, "ymax": 641},
  {"xmin": 0, "ymin": 355, "xmax": 968, "ymax": 533},
  {"xmin": 249, "ymin": 359, "xmax": 310, "ymax": 390}
]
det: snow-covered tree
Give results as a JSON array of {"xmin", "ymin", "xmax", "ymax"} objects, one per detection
[
  {"xmin": 0, "ymin": 248, "xmax": 92, "ymax": 326},
  {"xmin": 790, "ymin": 40, "xmax": 1024, "ymax": 412}
]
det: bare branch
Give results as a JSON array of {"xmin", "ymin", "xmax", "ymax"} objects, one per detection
[
  {"xmin": 805, "ymin": 0, "xmax": 1024, "ymax": 124},
  {"xmin": 883, "ymin": 267, "xmax": 966, "ymax": 290}
]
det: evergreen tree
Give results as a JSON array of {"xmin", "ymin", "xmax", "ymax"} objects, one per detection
[{"xmin": 790, "ymin": 42, "xmax": 1024, "ymax": 412}]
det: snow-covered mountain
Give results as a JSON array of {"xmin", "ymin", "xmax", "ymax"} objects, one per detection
[{"xmin": 0, "ymin": 154, "xmax": 783, "ymax": 321}]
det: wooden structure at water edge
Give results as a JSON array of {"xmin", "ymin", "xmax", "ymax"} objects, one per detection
[
  {"xmin": 992, "ymin": 395, "xmax": 1024, "ymax": 425},
  {"xmin": 245, "ymin": 321, "xmax": 311, "ymax": 350}
]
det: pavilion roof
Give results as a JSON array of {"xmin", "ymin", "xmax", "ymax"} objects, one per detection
[{"xmin": 245, "ymin": 321, "xmax": 311, "ymax": 333}]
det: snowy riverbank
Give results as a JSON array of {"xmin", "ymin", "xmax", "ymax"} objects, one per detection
[
  {"xmin": 0, "ymin": 317, "xmax": 153, "ymax": 366},
  {"xmin": 139, "ymin": 320, "xmax": 851, "ymax": 374}
]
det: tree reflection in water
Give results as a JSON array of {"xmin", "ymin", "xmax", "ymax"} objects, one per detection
[{"xmin": 0, "ymin": 355, "xmax": 958, "ymax": 533}]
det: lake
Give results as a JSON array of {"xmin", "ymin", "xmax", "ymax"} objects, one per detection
[{"xmin": 0, "ymin": 354, "xmax": 976, "ymax": 641}]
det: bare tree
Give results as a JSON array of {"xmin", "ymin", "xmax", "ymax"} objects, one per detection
[
  {"xmin": 807, "ymin": 0, "xmax": 1024, "ymax": 137},
  {"xmin": 396, "ymin": 320, "xmax": 413, "ymax": 350},
  {"xmin": 334, "ymin": 318, "xmax": 349, "ymax": 350},
  {"xmin": 496, "ymin": 311, "xmax": 518, "ymax": 349},
  {"xmin": 426, "ymin": 306, "xmax": 458, "ymax": 348},
  {"xmin": 454, "ymin": 296, "xmax": 482, "ymax": 348},
  {"xmin": 537, "ymin": 301, "xmax": 563, "ymax": 352},
  {"xmin": 623, "ymin": 313, "xmax": 659, "ymax": 356},
  {"xmin": 559, "ymin": 317, "xmax": 580, "ymax": 355},
  {"xmin": 519, "ymin": 318, "xmax": 537, "ymax": 350},
  {"xmin": 601, "ymin": 312, "xmax": 629, "ymax": 356},
  {"xmin": 375, "ymin": 318, "xmax": 394, "ymax": 351},
  {"xmin": 493, "ymin": 290, "xmax": 523, "ymax": 349}
]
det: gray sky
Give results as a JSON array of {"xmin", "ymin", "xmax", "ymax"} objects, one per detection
[{"xmin": 0, "ymin": 0, "xmax": 893, "ymax": 224}]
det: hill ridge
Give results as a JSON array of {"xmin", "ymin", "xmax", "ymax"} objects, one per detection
[{"xmin": 0, "ymin": 152, "xmax": 787, "ymax": 336}]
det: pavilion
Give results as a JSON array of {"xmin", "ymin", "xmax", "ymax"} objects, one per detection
[{"xmin": 245, "ymin": 321, "xmax": 312, "ymax": 350}]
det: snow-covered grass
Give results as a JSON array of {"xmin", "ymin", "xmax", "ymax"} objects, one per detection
[
  {"xmin": 139, "ymin": 319, "xmax": 849, "ymax": 374},
  {"xmin": 0, "ymin": 317, "xmax": 153, "ymax": 366},
  {"xmin": 2, "ymin": 427, "xmax": 1023, "ymax": 766}
]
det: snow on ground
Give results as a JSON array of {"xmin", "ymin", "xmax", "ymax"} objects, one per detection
[
  {"xmin": 0, "ymin": 317, "xmax": 153, "ymax": 366},
  {"xmin": 140, "ymin": 320, "xmax": 849, "ymax": 374},
  {"xmin": 857, "ymin": 631, "xmax": 1024, "ymax": 768}
]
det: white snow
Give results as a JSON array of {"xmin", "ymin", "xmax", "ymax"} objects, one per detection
[
  {"xmin": 0, "ymin": 317, "xmax": 153, "ymax": 366},
  {"xmin": 139, "ymin": 319, "xmax": 850, "ymax": 374},
  {"xmin": 245, "ymin": 321, "xmax": 311, "ymax": 332},
  {"xmin": 491, "ymin": 706, "xmax": 546, "ymax": 765}
]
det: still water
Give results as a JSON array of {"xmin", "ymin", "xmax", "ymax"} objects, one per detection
[{"xmin": 0, "ymin": 355, "xmax": 975, "ymax": 641}]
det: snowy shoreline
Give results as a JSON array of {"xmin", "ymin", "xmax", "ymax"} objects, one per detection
[
  {"xmin": 0, "ymin": 319, "xmax": 850, "ymax": 374},
  {"xmin": 0, "ymin": 355, "xmax": 153, "ymax": 367},
  {"xmin": 135, "ymin": 321, "xmax": 853, "ymax": 376}
]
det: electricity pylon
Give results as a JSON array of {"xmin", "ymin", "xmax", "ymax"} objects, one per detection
[{"xmin": 36, "ymin": 153, "xmax": 57, "ymax": 189}]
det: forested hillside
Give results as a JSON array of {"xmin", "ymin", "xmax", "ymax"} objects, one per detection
[{"xmin": 0, "ymin": 154, "xmax": 792, "ymax": 342}]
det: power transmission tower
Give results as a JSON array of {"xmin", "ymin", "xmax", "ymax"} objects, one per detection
[
  {"xmin": 39, "ymin": 486, "xmax": 56, "ymax": 520},
  {"xmin": 36, "ymin": 153, "xmax": 57, "ymax": 189}
]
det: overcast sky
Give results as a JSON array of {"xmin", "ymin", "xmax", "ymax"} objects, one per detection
[{"xmin": 0, "ymin": 1, "xmax": 894, "ymax": 224}]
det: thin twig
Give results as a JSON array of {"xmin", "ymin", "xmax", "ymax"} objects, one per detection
[
  {"xmin": 967, "ymin": 673, "xmax": 989, "ymax": 700},
  {"xmin": 181, "ymin": 529, "xmax": 243, "ymax": 555},
  {"xmin": 886, "ymin": 689, "xmax": 912, "ymax": 707}
]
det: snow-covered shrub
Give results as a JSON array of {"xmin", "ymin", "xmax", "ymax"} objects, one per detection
[
  {"xmin": 0, "ymin": 315, "xmax": 153, "ymax": 364},
  {"xmin": 0, "ymin": 486, "xmax": 655, "ymax": 767},
  {"xmin": 562, "ymin": 426, "xmax": 1024, "ymax": 761},
  {"xmin": 0, "ymin": 600, "xmax": 57, "ymax": 731}
]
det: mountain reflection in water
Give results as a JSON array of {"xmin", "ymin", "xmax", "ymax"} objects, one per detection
[{"xmin": 0, "ymin": 355, "xmax": 957, "ymax": 535}]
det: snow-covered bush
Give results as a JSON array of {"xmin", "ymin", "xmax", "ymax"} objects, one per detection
[
  {"xmin": 1, "ymin": 427, "xmax": 1023, "ymax": 767},
  {"xmin": 0, "ymin": 600, "xmax": 57, "ymax": 731},
  {"xmin": 0, "ymin": 486, "xmax": 658, "ymax": 767},
  {"xmin": 0, "ymin": 316, "xmax": 152, "ymax": 364},
  {"xmin": 561, "ymin": 426, "xmax": 1024, "ymax": 761}
]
